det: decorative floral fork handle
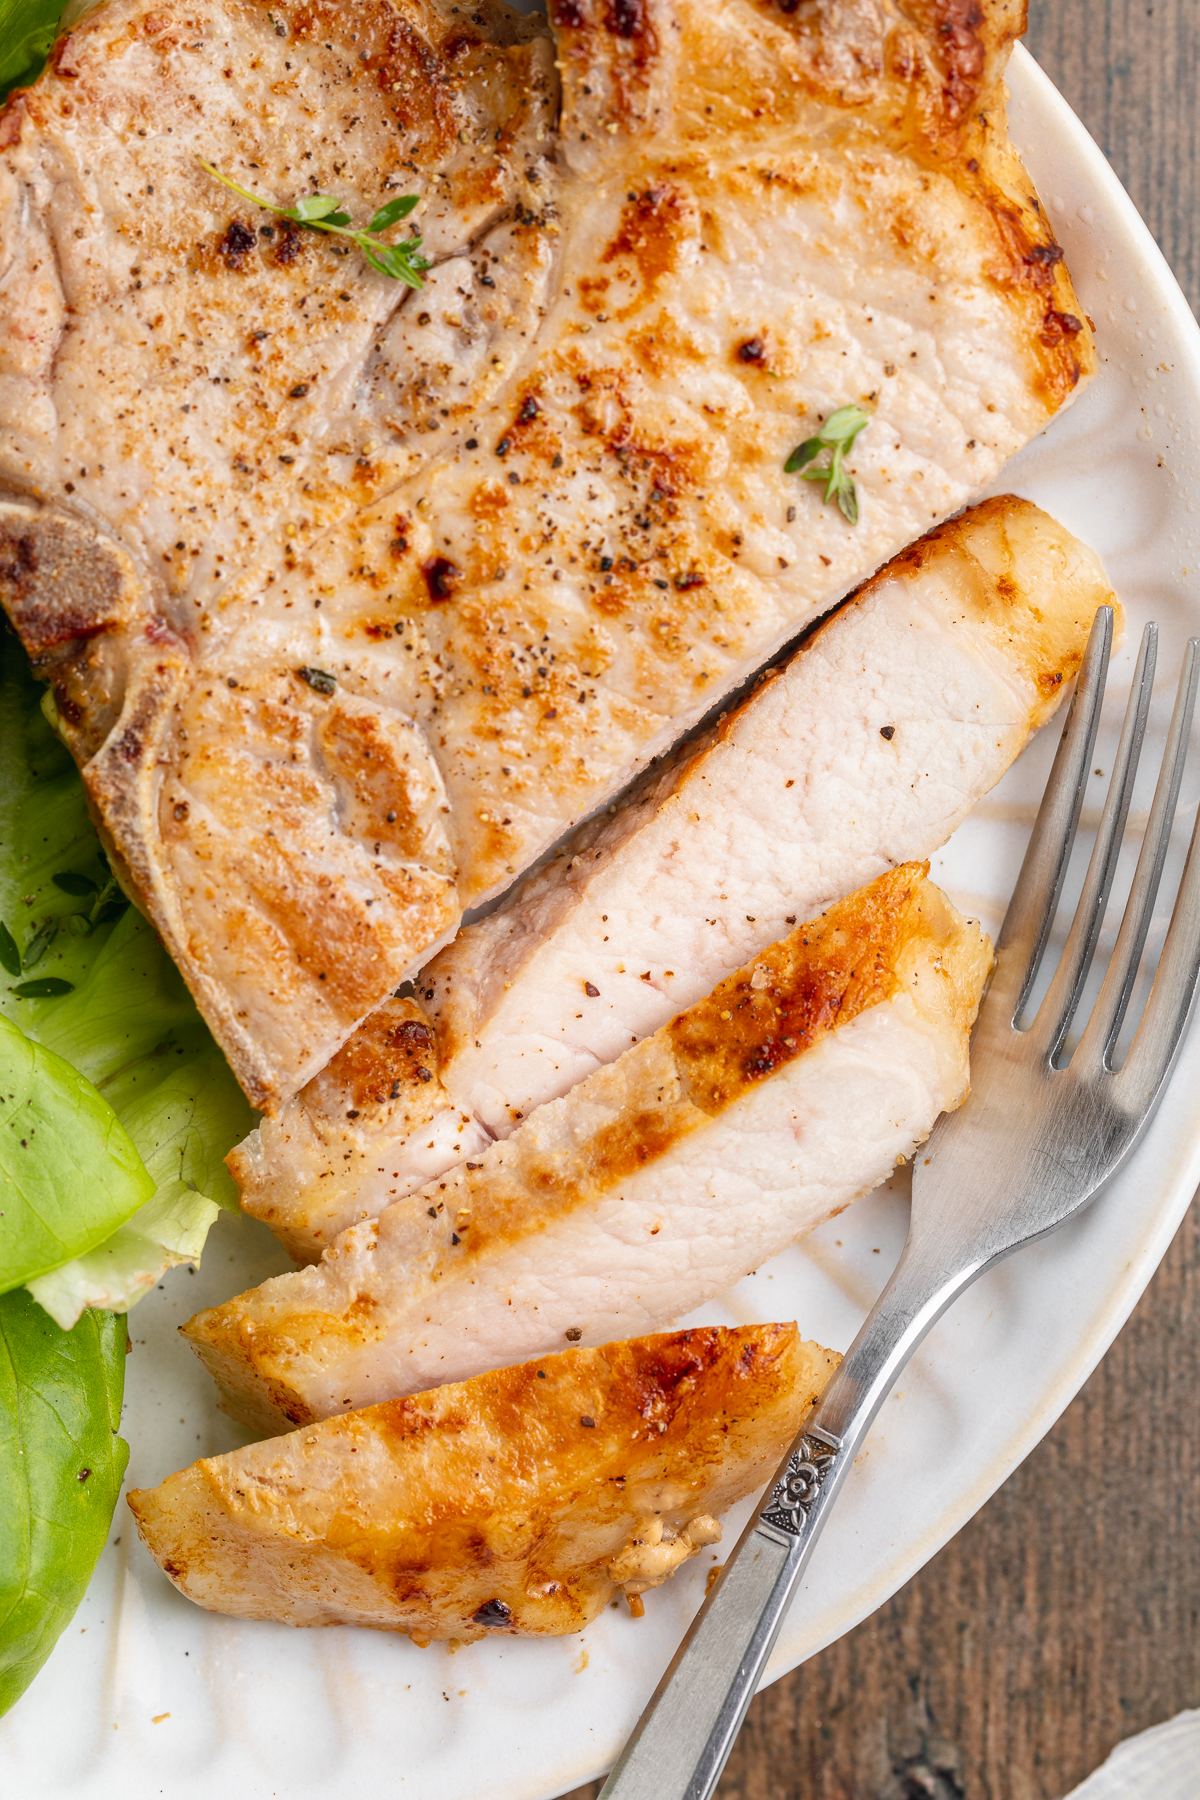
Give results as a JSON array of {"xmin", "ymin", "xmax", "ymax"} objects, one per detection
[{"xmin": 601, "ymin": 610, "xmax": 1200, "ymax": 1800}]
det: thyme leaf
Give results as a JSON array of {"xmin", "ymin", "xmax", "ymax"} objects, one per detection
[
  {"xmin": 785, "ymin": 403, "xmax": 872, "ymax": 525},
  {"xmin": 0, "ymin": 922, "xmax": 19, "ymax": 979},
  {"xmin": 51, "ymin": 871, "xmax": 98, "ymax": 898},
  {"xmin": 21, "ymin": 919, "xmax": 57, "ymax": 972},
  {"xmin": 199, "ymin": 161, "xmax": 430, "ymax": 289},
  {"xmin": 368, "ymin": 195, "xmax": 420, "ymax": 234}
]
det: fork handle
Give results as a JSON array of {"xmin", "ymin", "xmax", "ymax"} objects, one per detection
[{"xmin": 598, "ymin": 1241, "xmax": 975, "ymax": 1800}]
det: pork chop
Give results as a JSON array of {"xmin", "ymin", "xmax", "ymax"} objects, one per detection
[
  {"xmin": 130, "ymin": 1323, "xmax": 838, "ymax": 1637},
  {"xmin": 185, "ymin": 863, "xmax": 988, "ymax": 1431},
  {"xmin": 0, "ymin": 0, "xmax": 1092, "ymax": 1111},
  {"xmin": 234, "ymin": 496, "xmax": 1112, "ymax": 1261}
]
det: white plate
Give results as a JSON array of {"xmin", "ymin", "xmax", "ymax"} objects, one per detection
[{"xmin": 5, "ymin": 44, "xmax": 1200, "ymax": 1800}]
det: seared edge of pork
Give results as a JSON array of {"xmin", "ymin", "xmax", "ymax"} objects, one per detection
[
  {"xmin": 184, "ymin": 863, "xmax": 988, "ymax": 1432},
  {"xmin": 129, "ymin": 1323, "xmax": 838, "ymax": 1639}
]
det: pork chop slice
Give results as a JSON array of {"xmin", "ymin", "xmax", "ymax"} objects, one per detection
[
  {"xmin": 185, "ymin": 863, "xmax": 988, "ymax": 1432},
  {"xmin": 234, "ymin": 496, "xmax": 1112, "ymax": 1261},
  {"xmin": 129, "ymin": 1323, "xmax": 836, "ymax": 1638},
  {"xmin": 0, "ymin": 0, "xmax": 1092, "ymax": 1110}
]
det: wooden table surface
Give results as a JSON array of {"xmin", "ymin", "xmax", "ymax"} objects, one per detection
[{"xmin": 564, "ymin": 6, "xmax": 1200, "ymax": 1796}]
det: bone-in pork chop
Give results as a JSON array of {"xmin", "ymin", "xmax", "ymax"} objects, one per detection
[
  {"xmin": 186, "ymin": 863, "xmax": 988, "ymax": 1432},
  {"xmin": 0, "ymin": 0, "xmax": 1092, "ymax": 1110},
  {"xmin": 130, "ymin": 1324, "xmax": 838, "ymax": 1637},
  {"xmin": 233, "ymin": 497, "xmax": 1112, "ymax": 1262}
]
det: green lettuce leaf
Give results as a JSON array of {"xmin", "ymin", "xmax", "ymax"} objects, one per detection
[
  {"xmin": 0, "ymin": 1289, "xmax": 128, "ymax": 1717},
  {"xmin": 0, "ymin": 1013, "xmax": 155, "ymax": 1293},
  {"xmin": 0, "ymin": 632, "xmax": 254, "ymax": 1323},
  {"xmin": 0, "ymin": 0, "xmax": 63, "ymax": 100},
  {"xmin": 26, "ymin": 1183, "xmax": 218, "ymax": 1326}
]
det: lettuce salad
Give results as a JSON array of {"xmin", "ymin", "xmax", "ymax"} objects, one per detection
[{"xmin": 0, "ymin": 624, "xmax": 253, "ymax": 1711}]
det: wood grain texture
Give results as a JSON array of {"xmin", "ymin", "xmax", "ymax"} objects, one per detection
[
  {"xmin": 561, "ymin": 6, "xmax": 1200, "ymax": 1795},
  {"xmin": 1027, "ymin": 0, "xmax": 1200, "ymax": 316}
]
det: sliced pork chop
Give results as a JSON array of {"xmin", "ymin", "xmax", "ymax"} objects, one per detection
[
  {"xmin": 235, "ymin": 496, "xmax": 1113, "ymax": 1261},
  {"xmin": 0, "ymin": 0, "xmax": 1093, "ymax": 1110},
  {"xmin": 186, "ymin": 863, "xmax": 988, "ymax": 1432},
  {"xmin": 130, "ymin": 1324, "xmax": 837, "ymax": 1638},
  {"xmin": 239, "ymin": 994, "xmax": 497, "ymax": 1262}
]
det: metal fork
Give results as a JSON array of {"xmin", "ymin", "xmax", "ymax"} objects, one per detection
[{"xmin": 600, "ymin": 608, "xmax": 1200, "ymax": 1800}]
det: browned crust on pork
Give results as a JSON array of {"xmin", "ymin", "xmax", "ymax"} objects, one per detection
[
  {"xmin": 129, "ymin": 1323, "xmax": 838, "ymax": 1638},
  {"xmin": 300, "ymin": 994, "xmax": 441, "ymax": 1113},
  {"xmin": 224, "ymin": 993, "xmax": 452, "ymax": 1246},
  {"xmin": 667, "ymin": 861, "xmax": 972, "ymax": 1101}
]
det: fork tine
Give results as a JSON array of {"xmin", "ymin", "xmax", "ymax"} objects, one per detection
[
  {"xmin": 1029, "ymin": 623, "xmax": 1158, "ymax": 1058},
  {"xmin": 1114, "ymin": 656, "xmax": 1200, "ymax": 1111},
  {"xmin": 987, "ymin": 606, "xmax": 1113, "ymax": 1023},
  {"xmin": 1077, "ymin": 637, "xmax": 1200, "ymax": 1072}
]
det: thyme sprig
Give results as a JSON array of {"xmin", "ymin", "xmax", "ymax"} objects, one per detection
[
  {"xmin": 785, "ymin": 403, "xmax": 872, "ymax": 525},
  {"xmin": 199, "ymin": 161, "xmax": 430, "ymax": 288}
]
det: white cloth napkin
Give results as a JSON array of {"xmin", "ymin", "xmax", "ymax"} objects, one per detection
[{"xmin": 1063, "ymin": 1711, "xmax": 1200, "ymax": 1798}]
